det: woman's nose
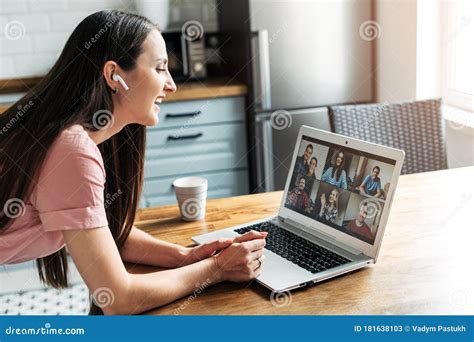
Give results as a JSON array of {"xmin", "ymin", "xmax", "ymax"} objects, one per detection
[{"xmin": 165, "ymin": 73, "xmax": 177, "ymax": 93}]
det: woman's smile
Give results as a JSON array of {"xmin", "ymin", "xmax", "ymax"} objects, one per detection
[
  {"xmin": 154, "ymin": 96, "xmax": 165, "ymax": 115},
  {"xmin": 154, "ymin": 102, "xmax": 161, "ymax": 114}
]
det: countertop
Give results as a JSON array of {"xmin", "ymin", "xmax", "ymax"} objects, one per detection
[{"xmin": 0, "ymin": 77, "xmax": 247, "ymax": 113}]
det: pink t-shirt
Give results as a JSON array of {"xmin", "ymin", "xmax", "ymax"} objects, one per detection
[{"xmin": 0, "ymin": 124, "xmax": 108, "ymax": 264}]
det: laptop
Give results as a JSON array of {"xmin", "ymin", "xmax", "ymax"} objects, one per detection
[{"xmin": 193, "ymin": 126, "xmax": 405, "ymax": 293}]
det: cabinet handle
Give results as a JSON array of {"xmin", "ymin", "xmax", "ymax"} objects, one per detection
[
  {"xmin": 167, "ymin": 133, "xmax": 203, "ymax": 141},
  {"xmin": 165, "ymin": 110, "xmax": 202, "ymax": 119}
]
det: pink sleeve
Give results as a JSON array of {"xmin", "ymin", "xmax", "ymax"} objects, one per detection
[{"xmin": 33, "ymin": 132, "xmax": 109, "ymax": 231}]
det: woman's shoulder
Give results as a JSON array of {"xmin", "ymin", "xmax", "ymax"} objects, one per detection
[
  {"xmin": 56, "ymin": 124, "xmax": 94, "ymax": 147},
  {"xmin": 53, "ymin": 124, "xmax": 102, "ymax": 157},
  {"xmin": 42, "ymin": 124, "xmax": 105, "ymax": 178},
  {"xmin": 30, "ymin": 124, "xmax": 106, "ymax": 206},
  {"xmin": 323, "ymin": 166, "xmax": 332, "ymax": 173}
]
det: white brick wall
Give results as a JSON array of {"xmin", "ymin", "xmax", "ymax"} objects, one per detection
[
  {"xmin": 0, "ymin": 0, "xmax": 125, "ymax": 78},
  {"xmin": 0, "ymin": 0, "xmax": 218, "ymax": 79}
]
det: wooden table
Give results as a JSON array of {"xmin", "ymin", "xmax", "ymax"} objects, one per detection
[{"xmin": 132, "ymin": 166, "xmax": 474, "ymax": 315}]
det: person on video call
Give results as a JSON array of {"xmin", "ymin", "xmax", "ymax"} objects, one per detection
[
  {"xmin": 286, "ymin": 177, "xmax": 310, "ymax": 212},
  {"xmin": 343, "ymin": 202, "xmax": 374, "ymax": 241},
  {"xmin": 294, "ymin": 143, "xmax": 313, "ymax": 175},
  {"xmin": 318, "ymin": 188, "xmax": 339, "ymax": 223},
  {"xmin": 359, "ymin": 166, "xmax": 382, "ymax": 198},
  {"xmin": 321, "ymin": 150, "xmax": 348, "ymax": 189},
  {"xmin": 0, "ymin": 11, "xmax": 268, "ymax": 315},
  {"xmin": 305, "ymin": 157, "xmax": 318, "ymax": 179}
]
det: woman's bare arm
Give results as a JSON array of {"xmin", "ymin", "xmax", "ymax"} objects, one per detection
[
  {"xmin": 120, "ymin": 226, "xmax": 237, "ymax": 268},
  {"xmin": 119, "ymin": 226, "xmax": 189, "ymax": 268},
  {"xmin": 63, "ymin": 226, "xmax": 266, "ymax": 315}
]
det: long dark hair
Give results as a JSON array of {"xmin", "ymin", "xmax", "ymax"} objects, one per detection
[
  {"xmin": 331, "ymin": 150, "xmax": 345, "ymax": 181},
  {"xmin": 0, "ymin": 10, "xmax": 158, "ymax": 314}
]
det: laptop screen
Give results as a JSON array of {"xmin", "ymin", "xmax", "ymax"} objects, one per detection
[{"xmin": 284, "ymin": 135, "xmax": 396, "ymax": 245}]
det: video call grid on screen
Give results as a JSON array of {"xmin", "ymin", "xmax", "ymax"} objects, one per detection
[{"xmin": 284, "ymin": 135, "xmax": 396, "ymax": 245}]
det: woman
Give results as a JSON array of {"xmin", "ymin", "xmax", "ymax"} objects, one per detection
[
  {"xmin": 0, "ymin": 10, "xmax": 266, "ymax": 315},
  {"xmin": 318, "ymin": 188, "xmax": 339, "ymax": 223},
  {"xmin": 321, "ymin": 150, "xmax": 347, "ymax": 189}
]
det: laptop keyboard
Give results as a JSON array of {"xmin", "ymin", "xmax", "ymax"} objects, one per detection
[{"xmin": 234, "ymin": 221, "xmax": 351, "ymax": 274}]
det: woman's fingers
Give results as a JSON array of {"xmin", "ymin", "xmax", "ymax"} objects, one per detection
[
  {"xmin": 234, "ymin": 230, "xmax": 268, "ymax": 243},
  {"xmin": 242, "ymin": 238, "xmax": 266, "ymax": 252},
  {"xmin": 197, "ymin": 238, "xmax": 233, "ymax": 258},
  {"xmin": 250, "ymin": 254, "xmax": 266, "ymax": 271},
  {"xmin": 249, "ymin": 248, "xmax": 264, "ymax": 261},
  {"xmin": 206, "ymin": 238, "xmax": 234, "ymax": 252},
  {"xmin": 215, "ymin": 233, "xmax": 267, "ymax": 282}
]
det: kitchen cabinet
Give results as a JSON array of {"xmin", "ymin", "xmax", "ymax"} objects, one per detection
[{"xmin": 141, "ymin": 96, "xmax": 249, "ymax": 208}]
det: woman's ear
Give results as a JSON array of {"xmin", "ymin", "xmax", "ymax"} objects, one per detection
[{"xmin": 103, "ymin": 61, "xmax": 119, "ymax": 91}]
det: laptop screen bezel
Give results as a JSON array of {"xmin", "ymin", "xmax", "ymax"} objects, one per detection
[{"xmin": 278, "ymin": 125, "xmax": 405, "ymax": 260}]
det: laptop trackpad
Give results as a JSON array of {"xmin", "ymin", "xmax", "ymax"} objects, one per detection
[{"xmin": 192, "ymin": 229, "xmax": 239, "ymax": 245}]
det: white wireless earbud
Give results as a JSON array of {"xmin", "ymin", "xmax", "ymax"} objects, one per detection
[{"xmin": 112, "ymin": 73, "xmax": 129, "ymax": 91}]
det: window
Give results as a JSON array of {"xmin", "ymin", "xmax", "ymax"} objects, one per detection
[{"xmin": 442, "ymin": 0, "xmax": 474, "ymax": 112}]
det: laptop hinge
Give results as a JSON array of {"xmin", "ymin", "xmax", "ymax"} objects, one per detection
[{"xmin": 279, "ymin": 217, "xmax": 364, "ymax": 256}]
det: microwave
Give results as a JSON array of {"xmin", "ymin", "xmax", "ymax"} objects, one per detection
[{"xmin": 162, "ymin": 31, "xmax": 207, "ymax": 82}]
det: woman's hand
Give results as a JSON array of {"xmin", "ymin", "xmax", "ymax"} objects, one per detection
[
  {"xmin": 181, "ymin": 230, "xmax": 268, "ymax": 267},
  {"xmin": 182, "ymin": 238, "xmax": 235, "ymax": 265},
  {"xmin": 320, "ymin": 193, "xmax": 326, "ymax": 207},
  {"xmin": 213, "ymin": 230, "xmax": 267, "ymax": 282}
]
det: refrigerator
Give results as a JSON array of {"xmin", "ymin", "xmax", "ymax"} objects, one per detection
[{"xmin": 218, "ymin": 0, "xmax": 374, "ymax": 192}]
